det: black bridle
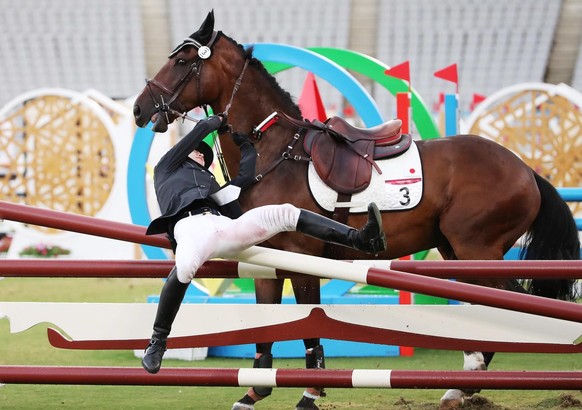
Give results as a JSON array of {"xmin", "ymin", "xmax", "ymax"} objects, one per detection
[
  {"xmin": 145, "ymin": 69, "xmax": 202, "ymax": 125},
  {"xmin": 144, "ymin": 31, "xmax": 218, "ymax": 124}
]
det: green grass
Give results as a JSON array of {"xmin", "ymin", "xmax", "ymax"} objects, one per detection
[{"xmin": 1, "ymin": 277, "xmax": 581, "ymax": 409}]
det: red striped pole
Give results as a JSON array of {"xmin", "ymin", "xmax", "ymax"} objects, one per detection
[
  {"xmin": 1, "ymin": 259, "xmax": 581, "ymax": 279},
  {"xmin": 0, "ymin": 366, "xmax": 580, "ymax": 389},
  {"xmin": 389, "ymin": 259, "xmax": 582, "ymax": 278},
  {"xmin": 363, "ymin": 266, "xmax": 582, "ymax": 323},
  {"xmin": 0, "ymin": 200, "xmax": 171, "ymax": 249},
  {"xmin": 1, "ymin": 200, "xmax": 581, "ymax": 280}
]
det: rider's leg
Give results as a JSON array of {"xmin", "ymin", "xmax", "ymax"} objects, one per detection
[
  {"xmin": 220, "ymin": 203, "xmax": 387, "ymax": 256},
  {"xmin": 141, "ymin": 267, "xmax": 188, "ymax": 374},
  {"xmin": 295, "ymin": 203, "xmax": 386, "ymax": 254}
]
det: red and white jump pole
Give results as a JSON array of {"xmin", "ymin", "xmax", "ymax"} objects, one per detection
[
  {"xmin": 1, "ymin": 259, "xmax": 581, "ymax": 279},
  {"xmin": 0, "ymin": 366, "xmax": 581, "ymax": 389}
]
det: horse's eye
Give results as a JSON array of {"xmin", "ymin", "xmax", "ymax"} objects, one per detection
[{"xmin": 176, "ymin": 59, "xmax": 187, "ymax": 66}]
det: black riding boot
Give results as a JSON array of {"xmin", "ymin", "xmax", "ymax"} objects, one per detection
[
  {"xmin": 296, "ymin": 202, "xmax": 386, "ymax": 254},
  {"xmin": 142, "ymin": 267, "xmax": 189, "ymax": 374}
]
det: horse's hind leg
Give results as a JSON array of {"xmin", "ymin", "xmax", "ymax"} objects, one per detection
[
  {"xmin": 437, "ymin": 246, "xmax": 483, "ymax": 408},
  {"xmin": 436, "ymin": 244, "xmax": 494, "ymax": 409},
  {"xmin": 440, "ymin": 281, "xmax": 529, "ymax": 410},
  {"xmin": 436, "ymin": 246, "xmax": 529, "ymax": 409},
  {"xmin": 439, "ymin": 351, "xmax": 488, "ymax": 409}
]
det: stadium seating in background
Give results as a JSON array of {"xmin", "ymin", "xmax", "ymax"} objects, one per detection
[
  {"xmin": 0, "ymin": 0, "xmax": 571, "ymax": 125},
  {"xmin": 572, "ymin": 40, "xmax": 582, "ymax": 91},
  {"xmin": 0, "ymin": 0, "xmax": 146, "ymax": 108},
  {"xmin": 374, "ymin": 0, "xmax": 562, "ymax": 119},
  {"xmin": 168, "ymin": 0, "xmax": 351, "ymax": 117}
]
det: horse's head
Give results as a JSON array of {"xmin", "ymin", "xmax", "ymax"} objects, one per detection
[
  {"xmin": 133, "ymin": 10, "xmax": 242, "ymax": 132},
  {"xmin": 134, "ymin": 10, "xmax": 308, "ymax": 209}
]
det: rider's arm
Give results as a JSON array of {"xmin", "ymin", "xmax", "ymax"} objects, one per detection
[
  {"xmin": 211, "ymin": 133, "xmax": 257, "ymax": 210},
  {"xmin": 229, "ymin": 134, "xmax": 257, "ymax": 190},
  {"xmin": 155, "ymin": 115, "xmax": 223, "ymax": 172}
]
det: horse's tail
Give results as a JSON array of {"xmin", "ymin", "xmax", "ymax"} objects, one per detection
[{"xmin": 519, "ymin": 172, "xmax": 580, "ymax": 300}]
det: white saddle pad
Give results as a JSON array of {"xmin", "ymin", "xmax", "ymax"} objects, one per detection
[{"xmin": 308, "ymin": 141, "xmax": 423, "ymax": 213}]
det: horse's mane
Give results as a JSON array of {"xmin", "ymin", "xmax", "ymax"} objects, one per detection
[{"xmin": 219, "ymin": 32, "xmax": 302, "ymax": 118}]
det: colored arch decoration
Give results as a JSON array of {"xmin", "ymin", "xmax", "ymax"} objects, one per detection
[
  {"xmin": 465, "ymin": 82, "xmax": 582, "ymax": 216},
  {"xmin": 128, "ymin": 126, "xmax": 164, "ymax": 259},
  {"xmin": 128, "ymin": 45, "xmax": 439, "ymax": 259},
  {"xmin": 0, "ymin": 89, "xmax": 117, "ymax": 232},
  {"xmin": 260, "ymin": 46, "xmax": 439, "ymax": 139},
  {"xmin": 251, "ymin": 44, "xmax": 383, "ymax": 126}
]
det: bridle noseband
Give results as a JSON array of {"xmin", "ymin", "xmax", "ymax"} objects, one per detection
[{"xmin": 145, "ymin": 66, "xmax": 202, "ymax": 124}]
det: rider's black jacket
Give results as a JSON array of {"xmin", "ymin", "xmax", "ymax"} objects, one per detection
[{"xmin": 146, "ymin": 115, "xmax": 256, "ymax": 238}]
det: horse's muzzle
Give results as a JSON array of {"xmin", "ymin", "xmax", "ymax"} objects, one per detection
[
  {"xmin": 133, "ymin": 104, "xmax": 147, "ymax": 127},
  {"xmin": 151, "ymin": 113, "xmax": 169, "ymax": 133}
]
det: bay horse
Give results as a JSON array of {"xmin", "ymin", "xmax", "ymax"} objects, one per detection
[{"xmin": 133, "ymin": 11, "xmax": 579, "ymax": 410}]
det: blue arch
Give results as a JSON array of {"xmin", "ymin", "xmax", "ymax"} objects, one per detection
[{"xmin": 127, "ymin": 125, "xmax": 167, "ymax": 260}]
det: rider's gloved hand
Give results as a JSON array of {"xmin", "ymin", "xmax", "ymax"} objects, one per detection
[
  {"xmin": 216, "ymin": 113, "xmax": 230, "ymax": 134},
  {"xmin": 232, "ymin": 132, "xmax": 253, "ymax": 147}
]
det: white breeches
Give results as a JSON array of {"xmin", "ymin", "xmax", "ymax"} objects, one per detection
[{"xmin": 173, "ymin": 203, "xmax": 301, "ymax": 283}]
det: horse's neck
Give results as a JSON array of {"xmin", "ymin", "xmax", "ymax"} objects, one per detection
[
  {"xmin": 227, "ymin": 110, "xmax": 298, "ymax": 167},
  {"xmin": 230, "ymin": 87, "xmax": 290, "ymax": 131},
  {"xmin": 216, "ymin": 61, "xmax": 304, "ymax": 190},
  {"xmin": 228, "ymin": 68, "xmax": 300, "ymax": 149}
]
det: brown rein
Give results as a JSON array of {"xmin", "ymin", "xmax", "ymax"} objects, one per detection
[{"xmin": 145, "ymin": 69, "xmax": 202, "ymax": 125}]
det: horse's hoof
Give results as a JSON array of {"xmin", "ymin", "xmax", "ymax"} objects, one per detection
[
  {"xmin": 439, "ymin": 400, "xmax": 463, "ymax": 410},
  {"xmin": 295, "ymin": 395, "xmax": 319, "ymax": 410},
  {"xmin": 439, "ymin": 389, "xmax": 464, "ymax": 410},
  {"xmin": 295, "ymin": 405, "xmax": 319, "ymax": 410},
  {"xmin": 231, "ymin": 403, "xmax": 254, "ymax": 410}
]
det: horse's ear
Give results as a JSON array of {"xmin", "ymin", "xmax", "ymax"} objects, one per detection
[{"xmin": 189, "ymin": 10, "xmax": 215, "ymax": 45}]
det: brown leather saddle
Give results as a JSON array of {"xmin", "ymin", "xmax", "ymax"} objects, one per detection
[{"xmin": 281, "ymin": 113, "xmax": 412, "ymax": 194}]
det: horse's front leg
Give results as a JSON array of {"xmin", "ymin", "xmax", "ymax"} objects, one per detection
[
  {"xmin": 232, "ymin": 278, "xmax": 284, "ymax": 410},
  {"xmin": 439, "ymin": 351, "xmax": 494, "ymax": 409},
  {"xmin": 292, "ymin": 276, "xmax": 326, "ymax": 410}
]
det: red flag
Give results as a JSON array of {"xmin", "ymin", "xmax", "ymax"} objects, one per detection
[
  {"xmin": 434, "ymin": 63, "xmax": 458, "ymax": 84},
  {"xmin": 473, "ymin": 93, "xmax": 486, "ymax": 105},
  {"xmin": 470, "ymin": 93, "xmax": 487, "ymax": 111},
  {"xmin": 298, "ymin": 72, "xmax": 327, "ymax": 122},
  {"xmin": 384, "ymin": 61, "xmax": 410, "ymax": 82}
]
